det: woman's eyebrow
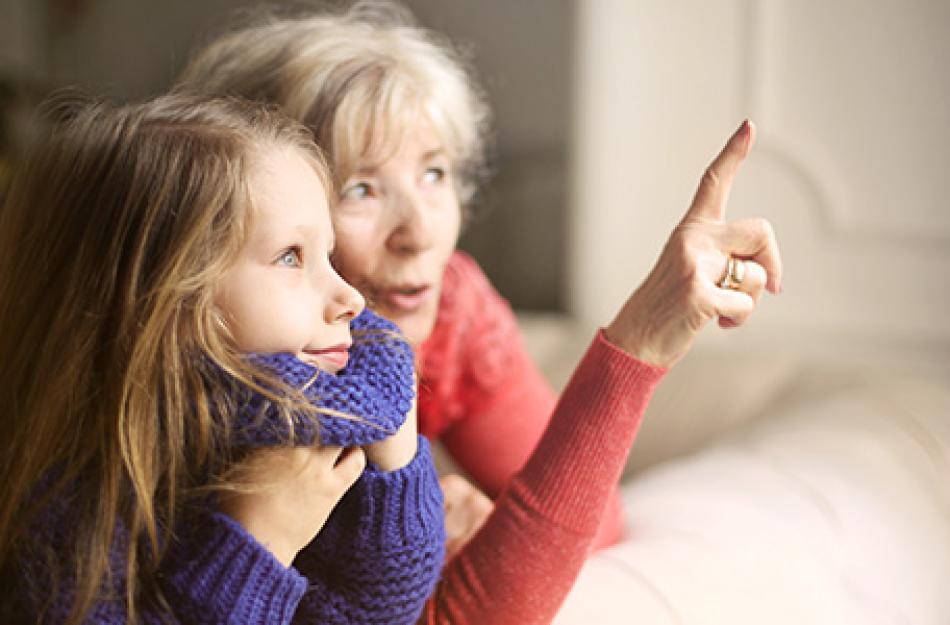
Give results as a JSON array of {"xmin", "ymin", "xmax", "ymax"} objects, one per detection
[
  {"xmin": 347, "ymin": 148, "xmax": 446, "ymax": 178},
  {"xmin": 351, "ymin": 166, "xmax": 377, "ymax": 177}
]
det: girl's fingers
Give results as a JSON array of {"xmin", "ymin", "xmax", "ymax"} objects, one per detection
[
  {"xmin": 300, "ymin": 444, "xmax": 365, "ymax": 486},
  {"xmin": 333, "ymin": 446, "xmax": 366, "ymax": 483},
  {"xmin": 312, "ymin": 443, "xmax": 345, "ymax": 464}
]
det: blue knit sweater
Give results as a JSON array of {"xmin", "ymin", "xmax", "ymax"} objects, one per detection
[{"xmin": 13, "ymin": 310, "xmax": 445, "ymax": 624}]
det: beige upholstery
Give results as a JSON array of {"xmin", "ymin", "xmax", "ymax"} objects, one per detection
[
  {"xmin": 550, "ymin": 350, "xmax": 949, "ymax": 623},
  {"xmin": 511, "ymin": 313, "xmax": 950, "ymax": 624}
]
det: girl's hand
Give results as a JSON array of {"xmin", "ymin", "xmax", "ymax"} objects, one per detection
[
  {"xmin": 440, "ymin": 474, "xmax": 493, "ymax": 559},
  {"xmin": 363, "ymin": 390, "xmax": 419, "ymax": 471},
  {"xmin": 606, "ymin": 120, "xmax": 782, "ymax": 368},
  {"xmin": 219, "ymin": 444, "xmax": 366, "ymax": 566}
]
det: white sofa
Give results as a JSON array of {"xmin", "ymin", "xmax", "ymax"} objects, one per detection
[{"xmin": 514, "ymin": 315, "xmax": 950, "ymax": 625}]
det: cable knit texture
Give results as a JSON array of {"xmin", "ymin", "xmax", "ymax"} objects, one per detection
[
  {"xmin": 422, "ymin": 330, "xmax": 666, "ymax": 625},
  {"xmin": 233, "ymin": 308, "xmax": 416, "ymax": 448},
  {"xmin": 11, "ymin": 309, "xmax": 444, "ymax": 625}
]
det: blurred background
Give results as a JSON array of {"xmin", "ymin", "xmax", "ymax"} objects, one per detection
[{"xmin": 1, "ymin": 0, "xmax": 948, "ymax": 381}]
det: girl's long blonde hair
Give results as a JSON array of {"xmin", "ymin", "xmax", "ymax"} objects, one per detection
[
  {"xmin": 175, "ymin": 0, "xmax": 492, "ymax": 216},
  {"xmin": 0, "ymin": 93, "xmax": 333, "ymax": 623}
]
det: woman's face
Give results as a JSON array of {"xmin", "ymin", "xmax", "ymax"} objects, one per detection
[{"xmin": 331, "ymin": 121, "xmax": 462, "ymax": 347}]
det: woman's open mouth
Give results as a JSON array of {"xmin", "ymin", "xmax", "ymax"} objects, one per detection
[{"xmin": 380, "ymin": 284, "xmax": 432, "ymax": 312}]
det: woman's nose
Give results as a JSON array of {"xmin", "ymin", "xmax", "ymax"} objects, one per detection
[
  {"xmin": 326, "ymin": 271, "xmax": 366, "ymax": 324},
  {"xmin": 386, "ymin": 188, "xmax": 434, "ymax": 255}
]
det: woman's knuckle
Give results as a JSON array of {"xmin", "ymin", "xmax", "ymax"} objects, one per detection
[
  {"xmin": 690, "ymin": 270, "xmax": 709, "ymax": 293},
  {"xmin": 753, "ymin": 216, "xmax": 773, "ymax": 237}
]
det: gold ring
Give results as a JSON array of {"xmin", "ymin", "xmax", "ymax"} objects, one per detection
[{"xmin": 719, "ymin": 257, "xmax": 746, "ymax": 290}]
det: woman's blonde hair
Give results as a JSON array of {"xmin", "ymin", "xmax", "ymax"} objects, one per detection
[
  {"xmin": 175, "ymin": 0, "xmax": 492, "ymax": 215},
  {"xmin": 0, "ymin": 92, "xmax": 334, "ymax": 623}
]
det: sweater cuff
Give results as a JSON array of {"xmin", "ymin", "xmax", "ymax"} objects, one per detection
[
  {"xmin": 163, "ymin": 511, "xmax": 307, "ymax": 624},
  {"xmin": 352, "ymin": 435, "xmax": 446, "ymax": 552},
  {"xmin": 589, "ymin": 327, "xmax": 668, "ymax": 395},
  {"xmin": 309, "ymin": 435, "xmax": 444, "ymax": 558}
]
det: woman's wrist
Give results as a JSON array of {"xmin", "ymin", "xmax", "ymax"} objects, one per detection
[
  {"xmin": 604, "ymin": 281, "xmax": 691, "ymax": 369},
  {"xmin": 605, "ymin": 299, "xmax": 662, "ymax": 366}
]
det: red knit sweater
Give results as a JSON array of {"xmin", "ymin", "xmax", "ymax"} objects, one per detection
[{"xmin": 417, "ymin": 252, "xmax": 665, "ymax": 624}]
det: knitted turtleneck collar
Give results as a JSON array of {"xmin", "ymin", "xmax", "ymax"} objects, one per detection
[{"xmin": 229, "ymin": 309, "xmax": 416, "ymax": 449}]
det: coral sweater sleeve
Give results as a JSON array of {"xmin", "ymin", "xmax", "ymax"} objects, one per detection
[
  {"xmin": 418, "ymin": 251, "xmax": 625, "ymax": 548},
  {"xmin": 420, "ymin": 330, "xmax": 666, "ymax": 625}
]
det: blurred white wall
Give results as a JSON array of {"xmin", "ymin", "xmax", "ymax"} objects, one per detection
[{"xmin": 570, "ymin": 0, "xmax": 950, "ymax": 377}]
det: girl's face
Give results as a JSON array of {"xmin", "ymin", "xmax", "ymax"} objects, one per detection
[
  {"xmin": 216, "ymin": 147, "xmax": 365, "ymax": 373},
  {"xmin": 330, "ymin": 121, "xmax": 462, "ymax": 347}
]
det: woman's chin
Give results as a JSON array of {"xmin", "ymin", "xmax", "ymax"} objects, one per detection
[{"xmin": 375, "ymin": 305, "xmax": 437, "ymax": 347}]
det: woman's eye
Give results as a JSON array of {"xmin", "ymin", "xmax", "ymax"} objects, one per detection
[
  {"xmin": 276, "ymin": 248, "xmax": 301, "ymax": 267},
  {"xmin": 422, "ymin": 166, "xmax": 446, "ymax": 184},
  {"xmin": 341, "ymin": 182, "xmax": 372, "ymax": 201}
]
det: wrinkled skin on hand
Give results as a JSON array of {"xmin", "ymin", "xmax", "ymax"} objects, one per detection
[{"xmin": 606, "ymin": 120, "xmax": 783, "ymax": 368}]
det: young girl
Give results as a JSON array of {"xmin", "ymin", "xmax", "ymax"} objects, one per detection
[{"xmin": 0, "ymin": 93, "xmax": 444, "ymax": 624}]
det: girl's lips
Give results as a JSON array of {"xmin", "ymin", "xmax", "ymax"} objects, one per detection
[
  {"xmin": 380, "ymin": 285, "xmax": 433, "ymax": 312},
  {"xmin": 301, "ymin": 345, "xmax": 350, "ymax": 372}
]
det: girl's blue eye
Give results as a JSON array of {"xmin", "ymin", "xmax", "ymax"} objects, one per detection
[
  {"xmin": 341, "ymin": 182, "xmax": 372, "ymax": 201},
  {"xmin": 276, "ymin": 248, "xmax": 301, "ymax": 267}
]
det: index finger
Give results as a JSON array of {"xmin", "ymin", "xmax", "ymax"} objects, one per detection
[{"xmin": 684, "ymin": 119, "xmax": 756, "ymax": 223}]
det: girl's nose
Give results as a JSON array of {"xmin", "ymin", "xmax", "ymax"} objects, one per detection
[{"xmin": 326, "ymin": 270, "xmax": 365, "ymax": 324}]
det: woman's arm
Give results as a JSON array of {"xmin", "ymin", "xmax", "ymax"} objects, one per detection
[
  {"xmin": 424, "ymin": 251, "xmax": 626, "ymax": 549},
  {"xmin": 439, "ymin": 362, "xmax": 626, "ymax": 549},
  {"xmin": 422, "ymin": 332, "xmax": 666, "ymax": 625},
  {"xmin": 422, "ymin": 120, "xmax": 781, "ymax": 624}
]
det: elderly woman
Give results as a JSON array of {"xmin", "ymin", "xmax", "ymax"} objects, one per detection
[{"xmin": 176, "ymin": 2, "xmax": 780, "ymax": 623}]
